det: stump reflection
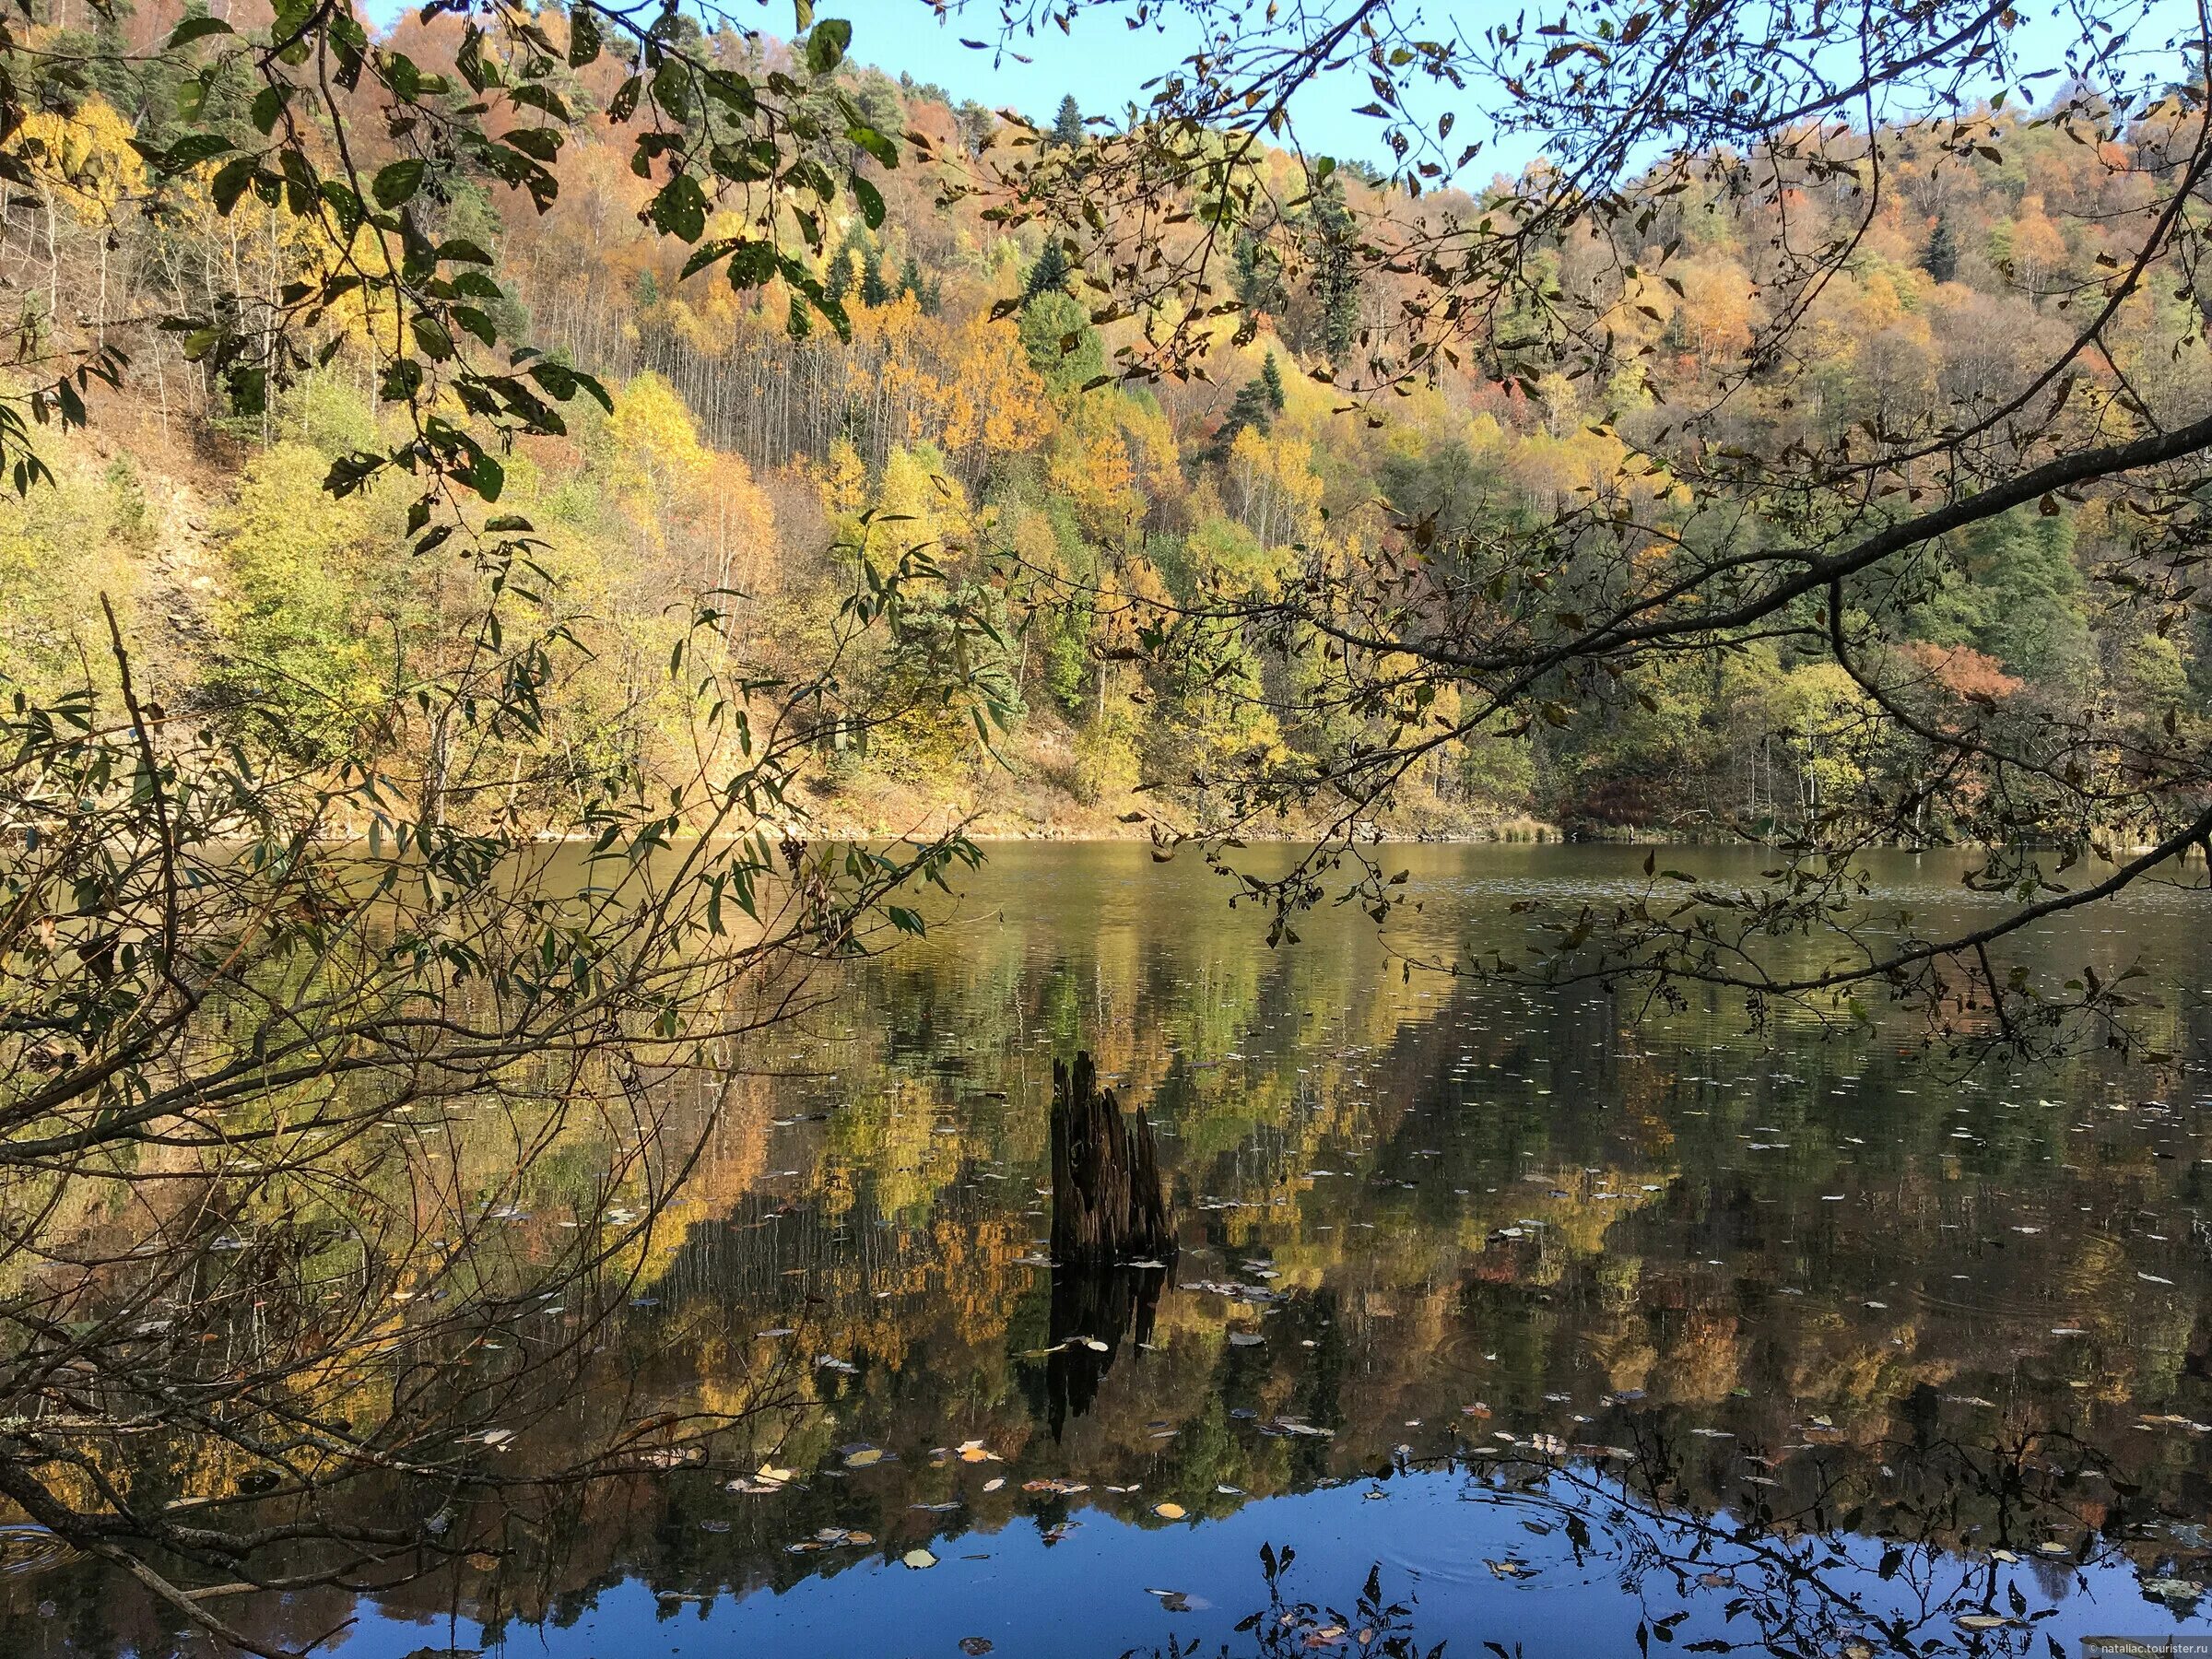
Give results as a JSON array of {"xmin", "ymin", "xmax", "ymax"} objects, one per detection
[{"xmin": 1045, "ymin": 1261, "xmax": 1170, "ymax": 1436}]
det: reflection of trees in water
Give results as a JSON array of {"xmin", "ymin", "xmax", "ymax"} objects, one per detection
[{"xmin": 10, "ymin": 851, "xmax": 2212, "ymax": 1654}]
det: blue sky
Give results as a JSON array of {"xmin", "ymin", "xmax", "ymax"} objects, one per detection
[
  {"xmin": 355, "ymin": 0, "xmax": 2203, "ymax": 179},
  {"xmin": 861, "ymin": 0, "xmax": 2203, "ymax": 170},
  {"xmin": 850, "ymin": 2, "xmax": 1406, "ymax": 167}
]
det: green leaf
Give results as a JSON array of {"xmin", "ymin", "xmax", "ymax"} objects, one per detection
[
  {"xmin": 166, "ymin": 15, "xmax": 234, "ymax": 47},
  {"xmin": 152, "ymin": 133, "xmax": 235, "ymax": 174},
  {"xmin": 410, "ymin": 314, "xmax": 455, "ymax": 360},
  {"xmin": 373, "ymin": 158, "xmax": 425, "ymax": 208},
  {"xmin": 651, "ymin": 58, "xmax": 691, "ymax": 121},
  {"xmin": 806, "ymin": 18, "xmax": 851, "ymax": 75},
  {"xmin": 846, "ymin": 122, "xmax": 898, "ymax": 167},
  {"xmin": 209, "ymin": 155, "xmax": 257, "ymax": 216},
  {"xmin": 451, "ymin": 305, "xmax": 499, "ymax": 347},
  {"xmin": 567, "ymin": 8, "xmax": 601, "ymax": 66},
  {"xmin": 650, "ymin": 172, "xmax": 708, "ymax": 243},
  {"xmin": 500, "ymin": 126, "xmax": 561, "ymax": 162},
  {"xmin": 469, "ymin": 452, "xmax": 504, "ymax": 501},
  {"xmin": 680, "ymin": 237, "xmax": 739, "ymax": 279},
  {"xmin": 852, "ymin": 174, "xmax": 884, "ymax": 229},
  {"xmin": 249, "ymin": 83, "xmax": 288, "ymax": 135}
]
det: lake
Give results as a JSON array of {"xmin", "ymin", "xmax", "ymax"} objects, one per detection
[{"xmin": 9, "ymin": 843, "xmax": 2212, "ymax": 1658}]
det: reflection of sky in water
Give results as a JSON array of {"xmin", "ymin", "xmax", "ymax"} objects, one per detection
[
  {"xmin": 16, "ymin": 845, "xmax": 2212, "ymax": 1657},
  {"xmin": 334, "ymin": 1468, "xmax": 2208, "ymax": 1659}
]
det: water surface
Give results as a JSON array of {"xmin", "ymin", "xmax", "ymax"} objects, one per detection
[{"xmin": 12, "ymin": 844, "xmax": 2212, "ymax": 1658}]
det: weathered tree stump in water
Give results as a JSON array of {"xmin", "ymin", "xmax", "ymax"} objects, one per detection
[{"xmin": 1050, "ymin": 1052, "xmax": 1177, "ymax": 1266}]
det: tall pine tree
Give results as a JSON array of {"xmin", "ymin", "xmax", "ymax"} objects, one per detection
[
  {"xmin": 1924, "ymin": 215, "xmax": 1959, "ymax": 283},
  {"xmin": 1049, "ymin": 94, "xmax": 1084, "ymax": 149},
  {"xmin": 1309, "ymin": 173, "xmax": 1362, "ymax": 371},
  {"xmin": 1024, "ymin": 239, "xmax": 1075, "ymax": 302}
]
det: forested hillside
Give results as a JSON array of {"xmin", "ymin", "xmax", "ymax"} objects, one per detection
[{"xmin": 2, "ymin": 1, "xmax": 2198, "ymax": 839}]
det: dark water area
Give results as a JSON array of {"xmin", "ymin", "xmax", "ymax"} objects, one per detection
[{"xmin": 12, "ymin": 843, "xmax": 2212, "ymax": 1658}]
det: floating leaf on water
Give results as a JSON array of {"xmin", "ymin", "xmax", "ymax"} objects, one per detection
[
  {"xmin": 959, "ymin": 1641, "xmax": 994, "ymax": 1655},
  {"xmin": 1228, "ymin": 1333, "xmax": 1264, "ymax": 1347},
  {"xmin": 1954, "ymin": 1615, "xmax": 2013, "ymax": 1630},
  {"xmin": 2144, "ymin": 1578, "xmax": 2205, "ymax": 1599},
  {"xmin": 728, "ymin": 1464, "xmax": 796, "ymax": 1494},
  {"xmin": 901, "ymin": 1547, "xmax": 937, "ymax": 1570},
  {"xmin": 1151, "ymin": 1502, "xmax": 1185, "ymax": 1520},
  {"xmin": 2138, "ymin": 1272, "xmax": 2175, "ymax": 1286},
  {"xmin": 816, "ymin": 1354, "xmax": 858, "ymax": 1373},
  {"xmin": 957, "ymin": 1441, "xmax": 998, "ymax": 1463},
  {"xmin": 843, "ymin": 1448, "xmax": 885, "ymax": 1468},
  {"xmin": 982, "ymin": 1477, "xmax": 1005, "ymax": 1493}
]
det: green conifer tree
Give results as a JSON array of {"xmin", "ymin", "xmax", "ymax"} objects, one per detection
[
  {"xmin": 1231, "ymin": 231, "xmax": 1287, "ymax": 316},
  {"xmin": 1924, "ymin": 215, "xmax": 1959, "ymax": 283},
  {"xmin": 1205, "ymin": 377, "xmax": 1277, "ymax": 464},
  {"xmin": 1309, "ymin": 173, "xmax": 1361, "ymax": 370},
  {"xmin": 1050, "ymin": 94, "xmax": 1084, "ymax": 150},
  {"xmin": 1024, "ymin": 239, "xmax": 1075, "ymax": 302}
]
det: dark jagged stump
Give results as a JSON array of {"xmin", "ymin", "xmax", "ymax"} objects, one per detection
[{"xmin": 1049, "ymin": 1052, "xmax": 1177, "ymax": 1267}]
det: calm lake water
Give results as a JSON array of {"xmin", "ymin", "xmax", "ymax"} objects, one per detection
[{"xmin": 12, "ymin": 843, "xmax": 2212, "ymax": 1658}]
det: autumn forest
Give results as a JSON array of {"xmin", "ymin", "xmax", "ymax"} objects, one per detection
[{"xmin": 5, "ymin": 1, "xmax": 2194, "ymax": 842}]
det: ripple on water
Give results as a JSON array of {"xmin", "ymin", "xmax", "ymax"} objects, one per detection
[{"xmin": 0, "ymin": 1526, "xmax": 75, "ymax": 1577}]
